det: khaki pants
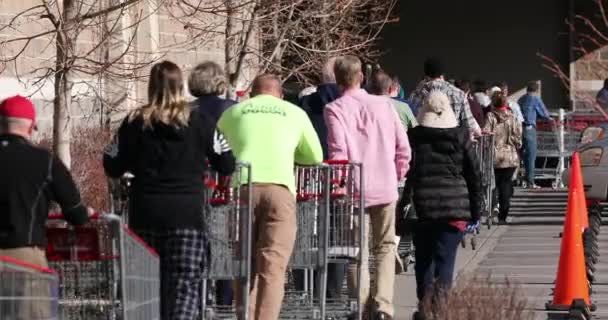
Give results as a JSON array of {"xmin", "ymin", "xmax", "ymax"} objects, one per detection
[
  {"xmin": 0, "ymin": 247, "xmax": 52, "ymax": 320},
  {"xmin": 347, "ymin": 203, "xmax": 396, "ymax": 317},
  {"xmin": 238, "ymin": 184, "xmax": 297, "ymax": 320}
]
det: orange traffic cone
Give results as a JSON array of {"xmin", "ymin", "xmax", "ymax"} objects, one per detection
[
  {"xmin": 571, "ymin": 152, "xmax": 589, "ymax": 230},
  {"xmin": 546, "ymin": 186, "xmax": 591, "ymax": 310}
]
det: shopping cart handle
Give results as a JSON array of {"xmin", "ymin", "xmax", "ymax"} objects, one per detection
[{"xmin": 324, "ymin": 159, "xmax": 349, "ymax": 165}]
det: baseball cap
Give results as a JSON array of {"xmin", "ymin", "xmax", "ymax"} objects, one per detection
[{"xmin": 0, "ymin": 95, "xmax": 36, "ymax": 122}]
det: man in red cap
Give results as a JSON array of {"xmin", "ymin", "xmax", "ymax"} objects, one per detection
[{"xmin": 0, "ymin": 95, "xmax": 89, "ymax": 318}]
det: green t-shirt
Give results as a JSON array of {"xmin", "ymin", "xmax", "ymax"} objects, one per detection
[
  {"xmin": 217, "ymin": 94, "xmax": 323, "ymax": 195},
  {"xmin": 392, "ymin": 100, "xmax": 418, "ymax": 131}
]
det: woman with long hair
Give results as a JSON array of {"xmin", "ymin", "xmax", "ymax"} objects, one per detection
[
  {"xmin": 103, "ymin": 60, "xmax": 235, "ymax": 319},
  {"xmin": 484, "ymin": 91, "xmax": 522, "ymax": 224}
]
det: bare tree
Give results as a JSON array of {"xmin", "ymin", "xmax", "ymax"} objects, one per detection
[
  {"xmin": 0, "ymin": 0, "xmax": 163, "ymax": 167},
  {"xmin": 538, "ymin": 0, "xmax": 608, "ymax": 117},
  {"xmin": 169, "ymin": 0, "xmax": 397, "ymax": 95}
]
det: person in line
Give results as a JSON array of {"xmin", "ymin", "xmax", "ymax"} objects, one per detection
[
  {"xmin": 498, "ymin": 82, "xmax": 524, "ymax": 123},
  {"xmin": 517, "ymin": 81, "xmax": 552, "ymax": 189},
  {"xmin": 409, "ymin": 58, "xmax": 482, "ymax": 137},
  {"xmin": 472, "ymin": 80, "xmax": 491, "ymax": 110},
  {"xmin": 0, "ymin": 95, "xmax": 90, "ymax": 319},
  {"xmin": 454, "ymin": 78, "xmax": 485, "ymax": 128},
  {"xmin": 104, "ymin": 61, "xmax": 236, "ymax": 320},
  {"xmin": 370, "ymin": 70, "xmax": 418, "ymax": 131},
  {"xmin": 398, "ymin": 91, "xmax": 482, "ymax": 320},
  {"xmin": 299, "ymin": 57, "xmax": 340, "ymax": 158},
  {"xmin": 188, "ymin": 60, "xmax": 237, "ymax": 307},
  {"xmin": 218, "ymin": 74, "xmax": 323, "ymax": 320},
  {"xmin": 296, "ymin": 58, "xmax": 348, "ymax": 300},
  {"xmin": 597, "ymin": 78, "xmax": 608, "ymax": 110},
  {"xmin": 484, "ymin": 92, "xmax": 522, "ymax": 224},
  {"xmin": 324, "ymin": 56, "xmax": 411, "ymax": 320},
  {"xmin": 189, "ymin": 61, "xmax": 236, "ymax": 123}
]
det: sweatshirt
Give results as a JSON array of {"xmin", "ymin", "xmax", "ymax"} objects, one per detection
[
  {"xmin": 218, "ymin": 94, "xmax": 323, "ymax": 195},
  {"xmin": 103, "ymin": 109, "xmax": 235, "ymax": 230}
]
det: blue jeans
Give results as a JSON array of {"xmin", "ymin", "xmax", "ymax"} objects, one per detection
[
  {"xmin": 413, "ymin": 223, "xmax": 463, "ymax": 301},
  {"xmin": 523, "ymin": 127, "xmax": 537, "ymax": 184}
]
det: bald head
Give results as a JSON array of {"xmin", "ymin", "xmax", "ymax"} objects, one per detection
[
  {"xmin": 251, "ymin": 74, "xmax": 283, "ymax": 98},
  {"xmin": 0, "ymin": 116, "xmax": 34, "ymax": 138}
]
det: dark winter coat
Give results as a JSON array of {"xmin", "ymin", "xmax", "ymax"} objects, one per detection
[
  {"xmin": 299, "ymin": 83, "xmax": 340, "ymax": 159},
  {"xmin": 400, "ymin": 126, "xmax": 483, "ymax": 222},
  {"xmin": 192, "ymin": 94, "xmax": 236, "ymax": 126}
]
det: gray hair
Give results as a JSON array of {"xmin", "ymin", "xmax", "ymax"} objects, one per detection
[
  {"xmin": 321, "ymin": 57, "xmax": 336, "ymax": 84},
  {"xmin": 188, "ymin": 61, "xmax": 227, "ymax": 96}
]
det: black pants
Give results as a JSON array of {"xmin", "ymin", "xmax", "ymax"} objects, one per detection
[
  {"xmin": 413, "ymin": 223, "xmax": 463, "ymax": 302},
  {"xmin": 493, "ymin": 167, "xmax": 517, "ymax": 221}
]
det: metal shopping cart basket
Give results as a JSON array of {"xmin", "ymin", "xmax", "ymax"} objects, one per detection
[
  {"xmin": 0, "ymin": 256, "xmax": 59, "ymax": 319},
  {"xmin": 46, "ymin": 212, "xmax": 160, "ymax": 320},
  {"xmin": 324, "ymin": 161, "xmax": 364, "ymax": 320},
  {"xmin": 281, "ymin": 164, "xmax": 331, "ymax": 319},
  {"xmin": 200, "ymin": 162, "xmax": 252, "ymax": 320},
  {"xmin": 476, "ymin": 134, "xmax": 495, "ymax": 229},
  {"xmin": 534, "ymin": 114, "xmax": 582, "ymax": 189}
]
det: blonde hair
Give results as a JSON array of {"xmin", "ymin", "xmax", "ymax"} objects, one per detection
[
  {"xmin": 334, "ymin": 55, "xmax": 362, "ymax": 88},
  {"xmin": 131, "ymin": 61, "xmax": 190, "ymax": 128}
]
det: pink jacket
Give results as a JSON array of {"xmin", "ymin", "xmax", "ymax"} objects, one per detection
[{"xmin": 324, "ymin": 89, "xmax": 411, "ymax": 207}]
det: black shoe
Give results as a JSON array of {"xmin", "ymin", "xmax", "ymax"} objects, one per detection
[
  {"xmin": 374, "ymin": 311, "xmax": 393, "ymax": 320},
  {"xmin": 498, "ymin": 219, "xmax": 507, "ymax": 225}
]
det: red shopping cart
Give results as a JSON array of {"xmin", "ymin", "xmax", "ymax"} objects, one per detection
[
  {"xmin": 281, "ymin": 164, "xmax": 331, "ymax": 319},
  {"xmin": 200, "ymin": 162, "xmax": 252, "ymax": 320},
  {"xmin": 324, "ymin": 160, "xmax": 365, "ymax": 320},
  {"xmin": 0, "ymin": 256, "xmax": 59, "ymax": 319},
  {"xmin": 46, "ymin": 212, "xmax": 160, "ymax": 320}
]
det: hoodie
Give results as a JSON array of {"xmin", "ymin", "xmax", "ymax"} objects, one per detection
[
  {"xmin": 103, "ymin": 109, "xmax": 236, "ymax": 230},
  {"xmin": 483, "ymin": 108, "xmax": 522, "ymax": 168},
  {"xmin": 299, "ymin": 83, "xmax": 340, "ymax": 159}
]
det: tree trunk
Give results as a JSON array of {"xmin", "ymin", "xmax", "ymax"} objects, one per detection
[
  {"xmin": 53, "ymin": 0, "xmax": 78, "ymax": 169},
  {"xmin": 224, "ymin": 0, "xmax": 237, "ymax": 101}
]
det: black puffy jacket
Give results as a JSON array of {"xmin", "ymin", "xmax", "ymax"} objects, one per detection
[{"xmin": 401, "ymin": 126, "xmax": 483, "ymax": 222}]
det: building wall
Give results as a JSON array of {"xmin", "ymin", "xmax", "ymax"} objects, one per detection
[
  {"xmin": 380, "ymin": 0, "xmax": 570, "ymax": 108},
  {"xmin": 0, "ymin": 0, "xmax": 257, "ymax": 136}
]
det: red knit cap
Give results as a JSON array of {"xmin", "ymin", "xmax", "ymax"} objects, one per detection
[{"xmin": 0, "ymin": 95, "xmax": 36, "ymax": 122}]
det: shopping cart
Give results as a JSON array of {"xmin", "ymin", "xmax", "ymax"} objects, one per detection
[
  {"xmin": 200, "ymin": 162, "xmax": 252, "ymax": 320},
  {"xmin": 460, "ymin": 134, "xmax": 494, "ymax": 249},
  {"xmin": 323, "ymin": 161, "xmax": 364, "ymax": 320},
  {"xmin": 0, "ymin": 256, "xmax": 59, "ymax": 319},
  {"xmin": 476, "ymin": 134, "xmax": 495, "ymax": 229},
  {"xmin": 281, "ymin": 164, "xmax": 331, "ymax": 319},
  {"xmin": 46, "ymin": 212, "xmax": 160, "ymax": 320},
  {"xmin": 534, "ymin": 116, "xmax": 581, "ymax": 189}
]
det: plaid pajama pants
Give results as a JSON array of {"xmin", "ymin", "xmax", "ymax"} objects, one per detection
[{"xmin": 136, "ymin": 229, "xmax": 207, "ymax": 320}]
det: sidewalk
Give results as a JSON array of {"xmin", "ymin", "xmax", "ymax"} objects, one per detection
[{"xmin": 393, "ymin": 225, "xmax": 507, "ymax": 320}]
